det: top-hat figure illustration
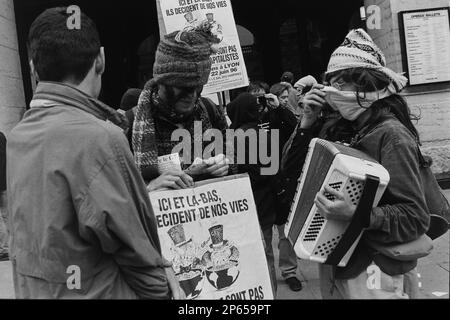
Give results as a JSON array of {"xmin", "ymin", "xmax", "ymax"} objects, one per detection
[
  {"xmin": 183, "ymin": 12, "xmax": 198, "ymax": 31},
  {"xmin": 205, "ymin": 12, "xmax": 223, "ymax": 43},
  {"xmin": 202, "ymin": 224, "xmax": 240, "ymax": 290},
  {"xmin": 168, "ymin": 224, "xmax": 205, "ymax": 299}
]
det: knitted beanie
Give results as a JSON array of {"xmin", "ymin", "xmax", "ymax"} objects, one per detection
[
  {"xmin": 326, "ymin": 28, "xmax": 408, "ymax": 93},
  {"xmin": 153, "ymin": 28, "xmax": 218, "ymax": 88}
]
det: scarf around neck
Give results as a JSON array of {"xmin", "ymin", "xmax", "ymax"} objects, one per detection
[{"xmin": 132, "ymin": 80, "xmax": 213, "ymax": 172}]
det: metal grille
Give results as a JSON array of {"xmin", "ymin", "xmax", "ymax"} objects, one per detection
[
  {"xmin": 313, "ymin": 235, "xmax": 343, "ymax": 257},
  {"xmin": 346, "ymin": 179, "xmax": 364, "ymax": 206},
  {"xmin": 303, "ymin": 212, "xmax": 325, "ymax": 242}
]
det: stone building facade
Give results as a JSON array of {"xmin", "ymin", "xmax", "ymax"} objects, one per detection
[
  {"xmin": 0, "ymin": 0, "xmax": 25, "ymax": 137},
  {"xmin": 364, "ymin": 0, "xmax": 450, "ymax": 180}
]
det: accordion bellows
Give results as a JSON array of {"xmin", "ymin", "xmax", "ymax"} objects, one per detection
[{"xmin": 285, "ymin": 138, "xmax": 390, "ymax": 267}]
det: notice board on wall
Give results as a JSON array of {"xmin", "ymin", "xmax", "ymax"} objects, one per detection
[{"xmin": 399, "ymin": 7, "xmax": 450, "ymax": 86}]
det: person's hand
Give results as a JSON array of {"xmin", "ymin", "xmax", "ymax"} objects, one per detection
[
  {"xmin": 147, "ymin": 170, "xmax": 194, "ymax": 192},
  {"xmin": 185, "ymin": 158, "xmax": 210, "ymax": 177},
  {"xmin": 204, "ymin": 154, "xmax": 230, "ymax": 177},
  {"xmin": 300, "ymin": 84, "xmax": 326, "ymax": 129},
  {"xmin": 294, "ymin": 75, "xmax": 318, "ymax": 92},
  {"xmin": 314, "ymin": 186, "xmax": 356, "ymax": 222},
  {"xmin": 265, "ymin": 93, "xmax": 280, "ymax": 110},
  {"xmin": 165, "ymin": 267, "xmax": 186, "ymax": 300}
]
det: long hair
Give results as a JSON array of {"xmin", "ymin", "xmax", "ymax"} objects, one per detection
[{"xmin": 325, "ymin": 68, "xmax": 421, "ymax": 145}]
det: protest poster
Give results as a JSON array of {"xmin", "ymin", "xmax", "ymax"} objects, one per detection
[
  {"xmin": 156, "ymin": 0, "xmax": 249, "ymax": 95},
  {"xmin": 148, "ymin": 174, "xmax": 273, "ymax": 300}
]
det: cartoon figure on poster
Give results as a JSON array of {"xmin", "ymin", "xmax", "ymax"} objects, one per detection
[
  {"xmin": 182, "ymin": 12, "xmax": 198, "ymax": 31},
  {"xmin": 168, "ymin": 224, "xmax": 205, "ymax": 299},
  {"xmin": 204, "ymin": 13, "xmax": 223, "ymax": 43},
  {"xmin": 202, "ymin": 224, "xmax": 240, "ymax": 290}
]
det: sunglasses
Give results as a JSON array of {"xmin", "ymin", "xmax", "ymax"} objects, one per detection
[{"xmin": 172, "ymin": 85, "xmax": 204, "ymax": 96}]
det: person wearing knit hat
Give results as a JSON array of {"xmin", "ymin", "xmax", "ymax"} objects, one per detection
[
  {"xmin": 131, "ymin": 26, "xmax": 231, "ymax": 191},
  {"xmin": 120, "ymin": 88, "xmax": 142, "ymax": 112},
  {"xmin": 281, "ymin": 28, "xmax": 430, "ymax": 299}
]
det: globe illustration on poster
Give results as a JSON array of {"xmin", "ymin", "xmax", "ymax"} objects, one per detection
[
  {"xmin": 168, "ymin": 224, "xmax": 205, "ymax": 299},
  {"xmin": 202, "ymin": 224, "xmax": 240, "ymax": 290}
]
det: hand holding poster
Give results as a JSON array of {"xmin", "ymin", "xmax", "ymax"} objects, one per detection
[
  {"xmin": 149, "ymin": 174, "xmax": 273, "ymax": 300},
  {"xmin": 157, "ymin": 0, "xmax": 249, "ymax": 95}
]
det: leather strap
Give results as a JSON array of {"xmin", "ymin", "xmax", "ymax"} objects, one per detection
[{"xmin": 325, "ymin": 174, "xmax": 380, "ymax": 265}]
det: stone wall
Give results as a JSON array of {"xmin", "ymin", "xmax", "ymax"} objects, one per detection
[
  {"xmin": 364, "ymin": 0, "xmax": 450, "ymax": 179},
  {"xmin": 0, "ymin": 0, "xmax": 26, "ymax": 137}
]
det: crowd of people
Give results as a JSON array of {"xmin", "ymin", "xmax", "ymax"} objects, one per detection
[{"xmin": 0, "ymin": 6, "xmax": 448, "ymax": 300}]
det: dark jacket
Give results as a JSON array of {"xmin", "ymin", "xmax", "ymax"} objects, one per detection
[
  {"xmin": 281, "ymin": 104, "xmax": 430, "ymax": 278},
  {"xmin": 7, "ymin": 82, "xmax": 170, "ymax": 299},
  {"xmin": 227, "ymin": 93, "xmax": 277, "ymax": 229},
  {"xmin": 260, "ymin": 104, "xmax": 297, "ymax": 155}
]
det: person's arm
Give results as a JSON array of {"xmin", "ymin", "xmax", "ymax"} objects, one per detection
[
  {"xmin": 365, "ymin": 137, "xmax": 430, "ymax": 244},
  {"xmin": 315, "ymin": 134, "xmax": 431, "ymax": 244},
  {"xmin": 76, "ymin": 134, "xmax": 174, "ymax": 299},
  {"xmin": 276, "ymin": 106, "xmax": 298, "ymax": 134},
  {"xmin": 280, "ymin": 85, "xmax": 326, "ymax": 201},
  {"xmin": 193, "ymin": 98, "xmax": 231, "ymax": 178}
]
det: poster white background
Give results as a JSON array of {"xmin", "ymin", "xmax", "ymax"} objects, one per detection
[
  {"xmin": 149, "ymin": 176, "xmax": 273, "ymax": 300},
  {"xmin": 158, "ymin": 0, "xmax": 249, "ymax": 95}
]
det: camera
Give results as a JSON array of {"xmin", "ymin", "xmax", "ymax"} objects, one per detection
[{"xmin": 257, "ymin": 96, "xmax": 267, "ymax": 107}]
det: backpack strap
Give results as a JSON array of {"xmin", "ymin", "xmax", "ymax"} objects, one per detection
[{"xmin": 325, "ymin": 174, "xmax": 380, "ymax": 266}]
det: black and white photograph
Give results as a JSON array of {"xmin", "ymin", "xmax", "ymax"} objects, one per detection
[{"xmin": 0, "ymin": 0, "xmax": 449, "ymax": 309}]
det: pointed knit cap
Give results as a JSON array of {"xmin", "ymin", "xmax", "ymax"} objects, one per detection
[{"xmin": 326, "ymin": 28, "xmax": 408, "ymax": 93}]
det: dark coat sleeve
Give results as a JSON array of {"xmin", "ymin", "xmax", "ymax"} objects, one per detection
[{"xmin": 366, "ymin": 135, "xmax": 430, "ymax": 244}]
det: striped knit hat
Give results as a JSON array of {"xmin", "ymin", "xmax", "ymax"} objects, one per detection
[
  {"xmin": 153, "ymin": 28, "xmax": 217, "ymax": 88},
  {"xmin": 326, "ymin": 29, "xmax": 408, "ymax": 93}
]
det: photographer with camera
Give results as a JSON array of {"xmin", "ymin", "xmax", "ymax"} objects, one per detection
[{"xmin": 242, "ymin": 81, "xmax": 300, "ymax": 292}]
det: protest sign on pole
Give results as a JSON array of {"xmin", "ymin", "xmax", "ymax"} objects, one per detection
[
  {"xmin": 157, "ymin": 0, "xmax": 249, "ymax": 95},
  {"xmin": 149, "ymin": 174, "xmax": 273, "ymax": 300}
]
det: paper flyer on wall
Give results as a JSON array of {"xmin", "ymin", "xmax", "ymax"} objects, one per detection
[
  {"xmin": 148, "ymin": 174, "xmax": 273, "ymax": 300},
  {"xmin": 157, "ymin": 0, "xmax": 249, "ymax": 95}
]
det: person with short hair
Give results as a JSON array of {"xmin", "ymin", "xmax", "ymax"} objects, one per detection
[
  {"xmin": 267, "ymin": 82, "xmax": 302, "ymax": 292},
  {"xmin": 280, "ymin": 71, "xmax": 294, "ymax": 85},
  {"xmin": 247, "ymin": 81, "xmax": 270, "ymax": 97},
  {"xmin": 7, "ymin": 7, "xmax": 181, "ymax": 299}
]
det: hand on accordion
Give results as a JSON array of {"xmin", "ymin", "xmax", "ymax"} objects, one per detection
[{"xmin": 314, "ymin": 185, "xmax": 356, "ymax": 222}]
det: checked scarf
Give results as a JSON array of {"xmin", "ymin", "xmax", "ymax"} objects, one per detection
[{"xmin": 132, "ymin": 80, "xmax": 215, "ymax": 172}]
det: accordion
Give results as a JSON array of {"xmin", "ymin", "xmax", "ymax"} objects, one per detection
[{"xmin": 285, "ymin": 138, "xmax": 390, "ymax": 267}]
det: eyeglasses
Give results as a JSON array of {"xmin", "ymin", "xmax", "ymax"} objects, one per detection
[{"xmin": 329, "ymin": 79, "xmax": 346, "ymax": 91}]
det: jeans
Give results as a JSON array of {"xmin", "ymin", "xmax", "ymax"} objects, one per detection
[
  {"xmin": 0, "ymin": 191, "xmax": 8, "ymax": 255},
  {"xmin": 262, "ymin": 226, "xmax": 277, "ymax": 296},
  {"xmin": 276, "ymin": 224, "xmax": 298, "ymax": 280}
]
